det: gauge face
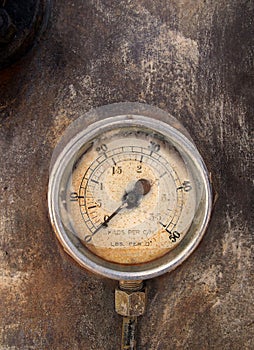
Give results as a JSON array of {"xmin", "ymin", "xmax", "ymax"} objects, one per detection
[
  {"xmin": 48, "ymin": 104, "xmax": 212, "ymax": 280},
  {"xmin": 66, "ymin": 127, "xmax": 195, "ymax": 264}
]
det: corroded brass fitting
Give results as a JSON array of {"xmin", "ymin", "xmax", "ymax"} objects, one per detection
[{"xmin": 115, "ymin": 280, "xmax": 146, "ymax": 317}]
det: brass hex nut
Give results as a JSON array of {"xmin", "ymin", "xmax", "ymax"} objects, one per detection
[{"xmin": 115, "ymin": 288, "xmax": 146, "ymax": 317}]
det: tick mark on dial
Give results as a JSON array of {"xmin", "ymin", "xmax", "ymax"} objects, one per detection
[
  {"xmin": 91, "ymin": 179, "xmax": 99, "ymax": 184},
  {"xmin": 159, "ymin": 222, "xmax": 171, "ymax": 233}
]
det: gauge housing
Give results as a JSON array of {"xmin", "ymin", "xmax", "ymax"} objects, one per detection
[{"xmin": 48, "ymin": 103, "xmax": 212, "ymax": 280}]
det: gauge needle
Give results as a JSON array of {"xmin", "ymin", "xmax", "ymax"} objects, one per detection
[
  {"xmin": 124, "ymin": 178, "xmax": 151, "ymax": 208},
  {"xmin": 84, "ymin": 179, "xmax": 152, "ymax": 243}
]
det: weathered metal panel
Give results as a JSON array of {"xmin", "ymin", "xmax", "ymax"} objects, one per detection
[{"xmin": 0, "ymin": 1, "xmax": 253, "ymax": 349}]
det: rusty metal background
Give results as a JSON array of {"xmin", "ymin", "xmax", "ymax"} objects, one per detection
[{"xmin": 0, "ymin": 1, "xmax": 253, "ymax": 349}]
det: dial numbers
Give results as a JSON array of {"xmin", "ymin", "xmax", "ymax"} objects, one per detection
[{"xmin": 65, "ymin": 128, "xmax": 196, "ymax": 264}]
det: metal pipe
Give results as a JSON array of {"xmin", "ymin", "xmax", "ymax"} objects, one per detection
[{"xmin": 121, "ymin": 316, "xmax": 137, "ymax": 350}]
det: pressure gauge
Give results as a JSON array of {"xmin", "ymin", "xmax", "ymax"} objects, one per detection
[{"xmin": 48, "ymin": 103, "xmax": 212, "ymax": 280}]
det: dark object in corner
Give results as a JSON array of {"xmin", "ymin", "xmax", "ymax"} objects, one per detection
[{"xmin": 0, "ymin": 0, "xmax": 51, "ymax": 69}]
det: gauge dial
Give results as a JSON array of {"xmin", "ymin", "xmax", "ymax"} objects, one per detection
[
  {"xmin": 48, "ymin": 103, "xmax": 212, "ymax": 280},
  {"xmin": 67, "ymin": 128, "xmax": 195, "ymax": 264}
]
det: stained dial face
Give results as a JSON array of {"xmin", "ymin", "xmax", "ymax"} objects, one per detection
[{"xmin": 61, "ymin": 126, "xmax": 197, "ymax": 264}]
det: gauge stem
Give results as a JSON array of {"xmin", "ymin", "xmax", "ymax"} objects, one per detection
[
  {"xmin": 115, "ymin": 280, "xmax": 146, "ymax": 350},
  {"xmin": 121, "ymin": 316, "xmax": 137, "ymax": 350},
  {"xmin": 119, "ymin": 280, "xmax": 144, "ymax": 291}
]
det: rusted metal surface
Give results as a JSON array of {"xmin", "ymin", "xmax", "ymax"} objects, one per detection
[{"xmin": 0, "ymin": 1, "xmax": 253, "ymax": 349}]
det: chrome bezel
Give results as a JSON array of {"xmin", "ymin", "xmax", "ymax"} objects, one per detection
[{"xmin": 48, "ymin": 103, "xmax": 212, "ymax": 280}]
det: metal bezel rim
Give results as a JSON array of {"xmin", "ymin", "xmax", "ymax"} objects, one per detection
[{"xmin": 48, "ymin": 114, "xmax": 212, "ymax": 280}]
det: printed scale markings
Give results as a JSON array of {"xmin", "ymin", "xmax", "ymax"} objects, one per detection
[{"xmin": 78, "ymin": 146, "xmax": 183, "ymax": 239}]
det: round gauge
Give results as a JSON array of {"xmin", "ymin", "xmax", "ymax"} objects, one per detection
[{"xmin": 48, "ymin": 103, "xmax": 212, "ymax": 280}]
